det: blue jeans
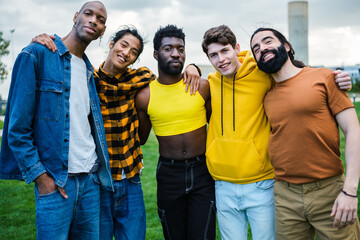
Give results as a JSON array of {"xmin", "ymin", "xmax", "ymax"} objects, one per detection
[
  {"xmin": 215, "ymin": 179, "xmax": 275, "ymax": 240},
  {"xmin": 35, "ymin": 173, "xmax": 100, "ymax": 240},
  {"xmin": 100, "ymin": 174, "xmax": 146, "ymax": 240}
]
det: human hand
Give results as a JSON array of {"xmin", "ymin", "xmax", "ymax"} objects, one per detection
[
  {"xmin": 183, "ymin": 64, "xmax": 201, "ymax": 95},
  {"xmin": 35, "ymin": 173, "xmax": 68, "ymax": 198},
  {"xmin": 31, "ymin": 33, "xmax": 57, "ymax": 52},
  {"xmin": 331, "ymin": 191, "xmax": 358, "ymax": 229},
  {"xmin": 333, "ymin": 70, "xmax": 352, "ymax": 90}
]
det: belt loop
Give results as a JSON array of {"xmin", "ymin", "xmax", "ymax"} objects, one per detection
[{"xmin": 316, "ymin": 181, "xmax": 321, "ymax": 188}]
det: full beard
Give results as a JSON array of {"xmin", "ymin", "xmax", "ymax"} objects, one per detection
[{"xmin": 257, "ymin": 44, "xmax": 288, "ymax": 74}]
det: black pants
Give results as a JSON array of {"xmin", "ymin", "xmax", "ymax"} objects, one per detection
[{"xmin": 156, "ymin": 154, "xmax": 216, "ymax": 240}]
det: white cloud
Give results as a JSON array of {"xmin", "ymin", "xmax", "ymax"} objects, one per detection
[{"xmin": 0, "ymin": 0, "xmax": 359, "ymax": 98}]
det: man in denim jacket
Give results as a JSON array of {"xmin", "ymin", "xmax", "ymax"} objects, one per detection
[{"xmin": 0, "ymin": 1, "xmax": 114, "ymax": 239}]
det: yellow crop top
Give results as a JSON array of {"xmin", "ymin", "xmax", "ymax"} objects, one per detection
[{"xmin": 147, "ymin": 79, "xmax": 207, "ymax": 136}]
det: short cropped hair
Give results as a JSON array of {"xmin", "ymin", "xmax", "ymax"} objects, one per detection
[
  {"xmin": 153, "ymin": 25, "xmax": 185, "ymax": 51},
  {"xmin": 202, "ymin": 25, "xmax": 237, "ymax": 55}
]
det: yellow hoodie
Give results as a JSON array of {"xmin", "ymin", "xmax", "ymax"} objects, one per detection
[{"xmin": 206, "ymin": 50, "xmax": 275, "ymax": 184}]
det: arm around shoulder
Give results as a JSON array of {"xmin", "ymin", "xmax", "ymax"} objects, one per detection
[
  {"xmin": 198, "ymin": 78, "xmax": 212, "ymax": 121},
  {"xmin": 135, "ymin": 86, "xmax": 152, "ymax": 145}
]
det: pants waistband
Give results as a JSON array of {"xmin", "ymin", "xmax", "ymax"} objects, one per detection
[
  {"xmin": 282, "ymin": 174, "xmax": 344, "ymax": 189},
  {"xmin": 159, "ymin": 154, "xmax": 206, "ymax": 164},
  {"xmin": 68, "ymin": 162, "xmax": 99, "ymax": 177}
]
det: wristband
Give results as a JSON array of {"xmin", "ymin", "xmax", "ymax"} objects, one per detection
[
  {"xmin": 190, "ymin": 63, "xmax": 202, "ymax": 77},
  {"xmin": 341, "ymin": 189, "xmax": 358, "ymax": 198}
]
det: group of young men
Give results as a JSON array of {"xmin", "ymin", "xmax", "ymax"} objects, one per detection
[{"xmin": 1, "ymin": 1, "xmax": 359, "ymax": 240}]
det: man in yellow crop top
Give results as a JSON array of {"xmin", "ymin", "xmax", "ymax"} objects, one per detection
[{"xmin": 136, "ymin": 25, "xmax": 215, "ymax": 240}]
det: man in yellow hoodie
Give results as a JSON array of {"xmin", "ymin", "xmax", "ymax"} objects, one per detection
[{"xmin": 201, "ymin": 25, "xmax": 352, "ymax": 240}]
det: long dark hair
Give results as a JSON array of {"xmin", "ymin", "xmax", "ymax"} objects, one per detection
[{"xmin": 250, "ymin": 28, "xmax": 306, "ymax": 68}]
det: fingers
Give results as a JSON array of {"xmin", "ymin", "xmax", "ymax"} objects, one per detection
[
  {"xmin": 332, "ymin": 203, "xmax": 358, "ymax": 229},
  {"xmin": 337, "ymin": 81, "xmax": 352, "ymax": 90},
  {"xmin": 184, "ymin": 72, "xmax": 190, "ymax": 93},
  {"xmin": 190, "ymin": 77, "xmax": 200, "ymax": 95},
  {"xmin": 57, "ymin": 186, "xmax": 68, "ymax": 199},
  {"xmin": 31, "ymin": 33, "xmax": 57, "ymax": 52}
]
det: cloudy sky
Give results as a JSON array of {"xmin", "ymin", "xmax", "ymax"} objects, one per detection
[{"xmin": 0, "ymin": 0, "xmax": 359, "ymax": 97}]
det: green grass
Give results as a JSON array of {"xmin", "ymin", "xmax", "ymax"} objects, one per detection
[{"xmin": 0, "ymin": 102, "xmax": 359, "ymax": 239}]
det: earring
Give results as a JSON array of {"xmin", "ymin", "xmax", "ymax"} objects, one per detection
[{"xmin": 99, "ymin": 36, "xmax": 103, "ymax": 46}]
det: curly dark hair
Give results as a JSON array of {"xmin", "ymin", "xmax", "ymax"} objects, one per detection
[{"xmin": 153, "ymin": 25, "xmax": 185, "ymax": 51}]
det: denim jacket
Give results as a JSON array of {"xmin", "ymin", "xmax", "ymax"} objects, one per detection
[{"xmin": 0, "ymin": 35, "xmax": 114, "ymax": 191}]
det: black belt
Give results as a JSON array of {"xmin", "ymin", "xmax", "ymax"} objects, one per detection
[
  {"xmin": 68, "ymin": 162, "xmax": 99, "ymax": 177},
  {"xmin": 159, "ymin": 154, "xmax": 206, "ymax": 164}
]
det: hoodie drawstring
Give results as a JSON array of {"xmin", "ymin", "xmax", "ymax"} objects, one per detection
[
  {"xmin": 220, "ymin": 73, "xmax": 236, "ymax": 135},
  {"xmin": 221, "ymin": 75, "xmax": 224, "ymax": 135},
  {"xmin": 233, "ymin": 73, "xmax": 236, "ymax": 132}
]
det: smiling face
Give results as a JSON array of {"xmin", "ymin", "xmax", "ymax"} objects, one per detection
[
  {"xmin": 250, "ymin": 30, "xmax": 289, "ymax": 74},
  {"xmin": 73, "ymin": 1, "xmax": 107, "ymax": 43},
  {"xmin": 155, "ymin": 37, "xmax": 185, "ymax": 76},
  {"xmin": 106, "ymin": 33, "xmax": 141, "ymax": 74},
  {"xmin": 206, "ymin": 42, "xmax": 241, "ymax": 79}
]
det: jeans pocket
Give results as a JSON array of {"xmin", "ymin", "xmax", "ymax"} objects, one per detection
[
  {"xmin": 156, "ymin": 161, "xmax": 162, "ymax": 180},
  {"xmin": 204, "ymin": 200, "xmax": 216, "ymax": 239},
  {"xmin": 214, "ymin": 180, "xmax": 223, "ymax": 189},
  {"xmin": 37, "ymin": 189, "xmax": 58, "ymax": 198},
  {"xmin": 255, "ymin": 179, "xmax": 274, "ymax": 190},
  {"xmin": 90, "ymin": 172, "xmax": 101, "ymax": 185},
  {"xmin": 158, "ymin": 208, "xmax": 172, "ymax": 240},
  {"xmin": 129, "ymin": 174, "xmax": 141, "ymax": 185}
]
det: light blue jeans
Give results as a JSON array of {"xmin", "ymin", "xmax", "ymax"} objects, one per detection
[
  {"xmin": 215, "ymin": 179, "xmax": 275, "ymax": 240},
  {"xmin": 35, "ymin": 173, "xmax": 100, "ymax": 240},
  {"xmin": 100, "ymin": 174, "xmax": 146, "ymax": 240}
]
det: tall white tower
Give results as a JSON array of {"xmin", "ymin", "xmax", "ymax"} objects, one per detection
[{"xmin": 288, "ymin": 1, "xmax": 308, "ymax": 65}]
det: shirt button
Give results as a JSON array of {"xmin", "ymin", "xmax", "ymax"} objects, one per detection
[
  {"xmin": 66, "ymin": 114, "xmax": 69, "ymax": 117},
  {"xmin": 64, "ymin": 139, "xmax": 68, "ymax": 142},
  {"xmin": 66, "ymin": 66, "xmax": 69, "ymax": 70},
  {"xmin": 65, "ymin": 88, "xmax": 69, "ymax": 92}
]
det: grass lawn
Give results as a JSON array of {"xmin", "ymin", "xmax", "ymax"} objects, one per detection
[{"xmin": 0, "ymin": 102, "xmax": 359, "ymax": 239}]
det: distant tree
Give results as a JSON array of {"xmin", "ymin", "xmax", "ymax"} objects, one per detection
[{"xmin": 0, "ymin": 31, "xmax": 10, "ymax": 83}]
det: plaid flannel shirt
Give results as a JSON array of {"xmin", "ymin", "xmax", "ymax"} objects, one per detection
[{"xmin": 94, "ymin": 63, "xmax": 156, "ymax": 180}]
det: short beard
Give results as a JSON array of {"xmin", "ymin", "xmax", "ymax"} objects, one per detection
[
  {"xmin": 257, "ymin": 44, "xmax": 288, "ymax": 74},
  {"xmin": 158, "ymin": 58, "xmax": 184, "ymax": 76}
]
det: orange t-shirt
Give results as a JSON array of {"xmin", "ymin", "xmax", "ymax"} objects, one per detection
[{"xmin": 264, "ymin": 67, "xmax": 354, "ymax": 184}]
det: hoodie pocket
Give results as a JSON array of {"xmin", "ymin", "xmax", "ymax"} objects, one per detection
[{"xmin": 206, "ymin": 138, "xmax": 265, "ymax": 181}]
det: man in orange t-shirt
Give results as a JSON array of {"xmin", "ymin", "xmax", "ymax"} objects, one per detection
[{"xmin": 250, "ymin": 27, "xmax": 360, "ymax": 240}]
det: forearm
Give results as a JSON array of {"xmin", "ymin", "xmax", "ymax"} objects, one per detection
[{"xmin": 343, "ymin": 128, "xmax": 360, "ymax": 194}]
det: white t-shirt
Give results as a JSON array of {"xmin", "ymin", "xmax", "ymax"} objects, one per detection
[{"xmin": 68, "ymin": 54, "xmax": 98, "ymax": 173}]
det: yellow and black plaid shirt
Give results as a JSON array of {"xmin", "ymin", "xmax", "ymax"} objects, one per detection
[{"xmin": 94, "ymin": 63, "xmax": 156, "ymax": 180}]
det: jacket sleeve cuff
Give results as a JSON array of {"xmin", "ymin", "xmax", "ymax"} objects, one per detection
[{"xmin": 23, "ymin": 162, "xmax": 47, "ymax": 184}]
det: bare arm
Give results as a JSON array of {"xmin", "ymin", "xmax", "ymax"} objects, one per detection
[
  {"xmin": 183, "ymin": 64, "xmax": 201, "ymax": 95},
  {"xmin": 331, "ymin": 107, "xmax": 360, "ymax": 229},
  {"xmin": 197, "ymin": 78, "xmax": 212, "ymax": 122},
  {"xmin": 135, "ymin": 86, "xmax": 152, "ymax": 145}
]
